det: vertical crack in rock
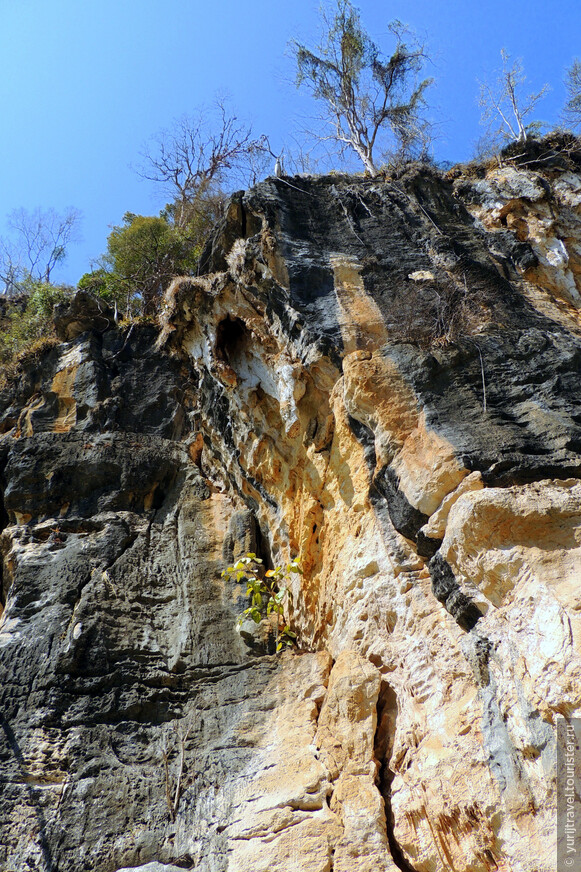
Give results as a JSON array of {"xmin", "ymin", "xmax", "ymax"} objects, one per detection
[
  {"xmin": 374, "ymin": 681, "xmax": 420, "ymax": 872},
  {"xmin": 0, "ymin": 480, "xmax": 10, "ymax": 614},
  {"xmin": 314, "ymin": 652, "xmax": 395, "ymax": 870}
]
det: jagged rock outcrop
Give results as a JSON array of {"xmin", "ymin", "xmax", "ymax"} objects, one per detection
[{"xmin": 1, "ymin": 142, "xmax": 580, "ymax": 871}]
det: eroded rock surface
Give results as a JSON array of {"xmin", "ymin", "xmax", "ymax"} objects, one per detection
[{"xmin": 1, "ymin": 145, "xmax": 581, "ymax": 871}]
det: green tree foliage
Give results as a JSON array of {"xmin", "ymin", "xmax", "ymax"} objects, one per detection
[
  {"xmin": 79, "ymin": 211, "xmax": 201, "ymax": 317},
  {"xmin": 81, "ymin": 103, "xmax": 267, "ymax": 319},
  {"xmin": 291, "ymin": 0, "xmax": 432, "ymax": 174},
  {"xmin": 222, "ymin": 553, "xmax": 300, "ymax": 652},
  {"xmin": 0, "ymin": 208, "xmax": 78, "ymax": 370},
  {"xmin": 77, "ymin": 267, "xmax": 120, "ymax": 306},
  {"xmin": 106, "ymin": 213, "xmax": 197, "ymax": 313},
  {"xmin": 563, "ymin": 59, "xmax": 581, "ymax": 129}
]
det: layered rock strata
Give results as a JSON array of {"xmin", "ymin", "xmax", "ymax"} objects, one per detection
[{"xmin": 1, "ymin": 144, "xmax": 581, "ymax": 871}]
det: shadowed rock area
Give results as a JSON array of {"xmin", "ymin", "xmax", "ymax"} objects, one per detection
[{"xmin": 1, "ymin": 147, "xmax": 581, "ymax": 871}]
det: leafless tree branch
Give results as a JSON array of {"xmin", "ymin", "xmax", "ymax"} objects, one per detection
[
  {"xmin": 563, "ymin": 59, "xmax": 581, "ymax": 129},
  {"xmin": 138, "ymin": 100, "xmax": 268, "ymax": 225},
  {"xmin": 478, "ymin": 49, "xmax": 549, "ymax": 147},
  {"xmin": 0, "ymin": 207, "xmax": 81, "ymax": 294}
]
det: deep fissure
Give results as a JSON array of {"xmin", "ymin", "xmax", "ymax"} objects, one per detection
[{"xmin": 374, "ymin": 680, "xmax": 420, "ymax": 872}]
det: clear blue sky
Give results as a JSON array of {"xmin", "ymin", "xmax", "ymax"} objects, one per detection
[{"xmin": 0, "ymin": 0, "xmax": 579, "ymax": 285}]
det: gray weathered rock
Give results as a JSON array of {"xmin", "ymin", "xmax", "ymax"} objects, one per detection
[{"xmin": 1, "ymin": 147, "xmax": 581, "ymax": 871}]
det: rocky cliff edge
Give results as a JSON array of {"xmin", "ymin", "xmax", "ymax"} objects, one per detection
[{"xmin": 1, "ymin": 142, "xmax": 581, "ymax": 871}]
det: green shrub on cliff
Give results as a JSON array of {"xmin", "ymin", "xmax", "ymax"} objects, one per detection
[
  {"xmin": 79, "ymin": 210, "xmax": 204, "ymax": 318},
  {"xmin": 0, "ymin": 279, "xmax": 72, "ymax": 372},
  {"xmin": 222, "ymin": 553, "xmax": 300, "ymax": 652}
]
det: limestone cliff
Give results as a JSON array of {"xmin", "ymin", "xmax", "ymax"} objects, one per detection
[{"xmin": 1, "ymin": 140, "xmax": 581, "ymax": 872}]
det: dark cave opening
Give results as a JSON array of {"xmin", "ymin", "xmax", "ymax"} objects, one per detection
[{"xmin": 215, "ymin": 316, "xmax": 250, "ymax": 367}]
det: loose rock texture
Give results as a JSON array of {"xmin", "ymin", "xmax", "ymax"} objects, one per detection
[{"xmin": 1, "ymin": 142, "xmax": 581, "ymax": 871}]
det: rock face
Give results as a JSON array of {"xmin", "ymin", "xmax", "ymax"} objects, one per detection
[{"xmin": 1, "ymin": 144, "xmax": 581, "ymax": 871}]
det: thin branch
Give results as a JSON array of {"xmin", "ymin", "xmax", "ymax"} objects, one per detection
[
  {"xmin": 138, "ymin": 99, "xmax": 265, "ymax": 224},
  {"xmin": 478, "ymin": 49, "xmax": 549, "ymax": 147}
]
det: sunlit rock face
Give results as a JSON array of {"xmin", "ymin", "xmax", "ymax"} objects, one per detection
[{"xmin": 1, "ymin": 140, "xmax": 581, "ymax": 872}]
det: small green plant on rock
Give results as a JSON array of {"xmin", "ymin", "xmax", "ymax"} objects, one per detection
[{"xmin": 222, "ymin": 553, "xmax": 300, "ymax": 652}]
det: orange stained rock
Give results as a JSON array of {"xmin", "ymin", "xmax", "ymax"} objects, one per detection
[
  {"xmin": 18, "ymin": 395, "xmax": 46, "ymax": 437},
  {"xmin": 392, "ymin": 410, "xmax": 468, "ymax": 516},
  {"xmin": 330, "ymin": 255, "xmax": 388, "ymax": 353},
  {"xmin": 188, "ymin": 432, "xmax": 204, "ymax": 468},
  {"xmin": 51, "ymin": 365, "xmax": 78, "ymax": 432},
  {"xmin": 343, "ymin": 351, "xmax": 467, "ymax": 514},
  {"xmin": 327, "ymin": 381, "xmax": 373, "ymax": 507},
  {"xmin": 343, "ymin": 351, "xmax": 419, "ymax": 455},
  {"xmin": 316, "ymin": 650, "xmax": 381, "ymax": 778}
]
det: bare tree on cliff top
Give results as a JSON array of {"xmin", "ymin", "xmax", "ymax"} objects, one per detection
[
  {"xmin": 478, "ymin": 49, "xmax": 549, "ymax": 146},
  {"xmin": 0, "ymin": 206, "xmax": 81, "ymax": 295},
  {"xmin": 563, "ymin": 59, "xmax": 581, "ymax": 129},
  {"xmin": 290, "ymin": 0, "xmax": 433, "ymax": 175},
  {"xmin": 139, "ymin": 100, "xmax": 268, "ymax": 228}
]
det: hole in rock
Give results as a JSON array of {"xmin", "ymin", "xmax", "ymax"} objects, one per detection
[
  {"xmin": 215, "ymin": 316, "xmax": 277, "ymax": 402},
  {"xmin": 215, "ymin": 316, "xmax": 250, "ymax": 368}
]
